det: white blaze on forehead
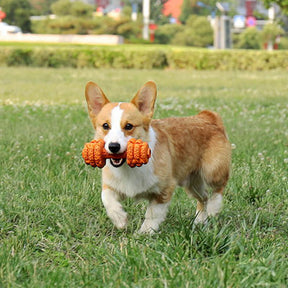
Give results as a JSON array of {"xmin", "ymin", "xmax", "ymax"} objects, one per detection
[
  {"xmin": 110, "ymin": 104, "xmax": 123, "ymax": 133},
  {"xmin": 104, "ymin": 103, "xmax": 128, "ymax": 153}
]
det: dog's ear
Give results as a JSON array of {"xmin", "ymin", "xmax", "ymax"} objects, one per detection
[
  {"xmin": 85, "ymin": 81, "xmax": 109, "ymax": 125},
  {"xmin": 131, "ymin": 81, "xmax": 157, "ymax": 118}
]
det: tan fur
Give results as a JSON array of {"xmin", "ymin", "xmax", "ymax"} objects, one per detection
[
  {"xmin": 151, "ymin": 115, "xmax": 231, "ymax": 203},
  {"xmin": 85, "ymin": 81, "xmax": 231, "ymax": 232}
]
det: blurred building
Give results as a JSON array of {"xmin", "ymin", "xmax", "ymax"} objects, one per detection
[
  {"xmin": 163, "ymin": 0, "xmax": 273, "ymax": 22},
  {"xmin": 163, "ymin": 0, "xmax": 183, "ymax": 23},
  {"xmin": 94, "ymin": 0, "xmax": 122, "ymax": 14},
  {"xmin": 235, "ymin": 0, "xmax": 269, "ymax": 16},
  {"xmin": 81, "ymin": 0, "xmax": 274, "ymax": 21},
  {"xmin": 81, "ymin": 0, "xmax": 96, "ymax": 4}
]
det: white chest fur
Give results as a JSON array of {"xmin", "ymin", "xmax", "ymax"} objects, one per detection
[
  {"xmin": 103, "ymin": 159, "xmax": 159, "ymax": 198},
  {"xmin": 102, "ymin": 127, "xmax": 159, "ymax": 198}
]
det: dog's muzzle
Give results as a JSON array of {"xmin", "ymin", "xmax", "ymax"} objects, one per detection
[
  {"xmin": 108, "ymin": 142, "xmax": 126, "ymax": 167},
  {"xmin": 110, "ymin": 158, "xmax": 126, "ymax": 168}
]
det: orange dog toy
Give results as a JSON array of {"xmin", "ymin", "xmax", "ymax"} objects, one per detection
[{"xmin": 82, "ymin": 138, "xmax": 151, "ymax": 168}]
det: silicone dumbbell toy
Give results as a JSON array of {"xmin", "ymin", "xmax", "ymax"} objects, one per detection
[{"xmin": 82, "ymin": 138, "xmax": 151, "ymax": 168}]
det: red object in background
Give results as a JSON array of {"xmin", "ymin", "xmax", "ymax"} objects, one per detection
[
  {"xmin": 95, "ymin": 0, "xmax": 109, "ymax": 9},
  {"xmin": 0, "ymin": 10, "xmax": 6, "ymax": 20},
  {"xmin": 163, "ymin": 0, "xmax": 183, "ymax": 23},
  {"xmin": 245, "ymin": 0, "xmax": 256, "ymax": 17},
  {"xmin": 263, "ymin": 42, "xmax": 279, "ymax": 50},
  {"xmin": 246, "ymin": 16, "xmax": 256, "ymax": 27},
  {"xmin": 149, "ymin": 24, "xmax": 158, "ymax": 30},
  {"xmin": 149, "ymin": 23, "xmax": 158, "ymax": 42}
]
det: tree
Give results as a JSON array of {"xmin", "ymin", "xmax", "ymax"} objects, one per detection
[
  {"xmin": 0, "ymin": 0, "xmax": 32, "ymax": 32},
  {"xmin": 70, "ymin": 1, "xmax": 94, "ymax": 18},
  {"xmin": 51, "ymin": 0, "xmax": 94, "ymax": 17},
  {"xmin": 172, "ymin": 15, "xmax": 213, "ymax": 47},
  {"xmin": 154, "ymin": 24, "xmax": 184, "ymax": 44},
  {"xmin": 123, "ymin": 0, "xmax": 169, "ymax": 25},
  {"xmin": 261, "ymin": 23, "xmax": 284, "ymax": 45},
  {"xmin": 180, "ymin": 0, "xmax": 199, "ymax": 23},
  {"xmin": 262, "ymin": 0, "xmax": 288, "ymax": 15},
  {"xmin": 51, "ymin": 0, "xmax": 72, "ymax": 16},
  {"xmin": 29, "ymin": 0, "xmax": 58, "ymax": 15},
  {"xmin": 180, "ymin": 0, "xmax": 239, "ymax": 23},
  {"xmin": 179, "ymin": 0, "xmax": 218, "ymax": 23},
  {"xmin": 150, "ymin": 0, "xmax": 169, "ymax": 25},
  {"xmin": 236, "ymin": 27, "xmax": 261, "ymax": 49}
]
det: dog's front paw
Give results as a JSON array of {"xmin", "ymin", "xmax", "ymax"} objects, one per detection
[
  {"xmin": 108, "ymin": 210, "xmax": 128, "ymax": 230},
  {"xmin": 138, "ymin": 220, "xmax": 159, "ymax": 234}
]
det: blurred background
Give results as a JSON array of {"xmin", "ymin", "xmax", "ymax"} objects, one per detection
[{"xmin": 0, "ymin": 0, "xmax": 287, "ymax": 50}]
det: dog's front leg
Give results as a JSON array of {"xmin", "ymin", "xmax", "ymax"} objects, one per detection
[
  {"xmin": 101, "ymin": 187, "xmax": 128, "ymax": 229},
  {"xmin": 139, "ymin": 200, "xmax": 170, "ymax": 234}
]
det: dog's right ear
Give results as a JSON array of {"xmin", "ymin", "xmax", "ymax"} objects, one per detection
[
  {"xmin": 85, "ymin": 81, "xmax": 110, "ymax": 126},
  {"xmin": 131, "ymin": 81, "xmax": 157, "ymax": 119}
]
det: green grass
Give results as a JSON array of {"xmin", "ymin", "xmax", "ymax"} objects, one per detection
[{"xmin": 0, "ymin": 67, "xmax": 287, "ymax": 287}]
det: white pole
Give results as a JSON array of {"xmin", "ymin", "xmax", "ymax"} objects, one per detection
[
  {"xmin": 142, "ymin": 0, "xmax": 150, "ymax": 40},
  {"xmin": 268, "ymin": 5, "xmax": 275, "ymax": 23},
  {"xmin": 132, "ymin": 3, "xmax": 137, "ymax": 21}
]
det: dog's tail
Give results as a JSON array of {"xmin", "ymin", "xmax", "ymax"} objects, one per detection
[{"xmin": 198, "ymin": 110, "xmax": 229, "ymax": 139}]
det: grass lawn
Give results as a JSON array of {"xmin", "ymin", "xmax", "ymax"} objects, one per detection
[{"xmin": 0, "ymin": 67, "xmax": 287, "ymax": 287}]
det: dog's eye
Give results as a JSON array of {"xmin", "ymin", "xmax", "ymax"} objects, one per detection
[
  {"xmin": 124, "ymin": 123, "xmax": 134, "ymax": 131},
  {"xmin": 102, "ymin": 123, "xmax": 110, "ymax": 130}
]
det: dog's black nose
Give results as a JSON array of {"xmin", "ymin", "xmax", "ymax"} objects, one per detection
[{"xmin": 108, "ymin": 142, "xmax": 121, "ymax": 153}]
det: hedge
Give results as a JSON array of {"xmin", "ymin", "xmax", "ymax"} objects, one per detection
[
  {"xmin": 167, "ymin": 49, "xmax": 288, "ymax": 70},
  {"xmin": 0, "ymin": 46, "xmax": 288, "ymax": 70}
]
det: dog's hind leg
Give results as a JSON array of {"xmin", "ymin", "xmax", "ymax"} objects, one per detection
[
  {"xmin": 201, "ymin": 142, "xmax": 231, "ymax": 218},
  {"xmin": 207, "ymin": 188, "xmax": 224, "ymax": 217},
  {"xmin": 184, "ymin": 173, "xmax": 209, "ymax": 224}
]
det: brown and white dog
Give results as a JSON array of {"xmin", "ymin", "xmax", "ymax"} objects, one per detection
[{"xmin": 85, "ymin": 81, "xmax": 231, "ymax": 233}]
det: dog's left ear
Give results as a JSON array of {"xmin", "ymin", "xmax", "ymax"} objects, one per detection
[{"xmin": 131, "ymin": 81, "xmax": 157, "ymax": 118}]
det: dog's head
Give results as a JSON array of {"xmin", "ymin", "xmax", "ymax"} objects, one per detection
[{"xmin": 85, "ymin": 81, "xmax": 157, "ymax": 167}]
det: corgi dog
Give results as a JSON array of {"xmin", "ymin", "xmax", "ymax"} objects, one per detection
[{"xmin": 85, "ymin": 81, "xmax": 231, "ymax": 233}]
